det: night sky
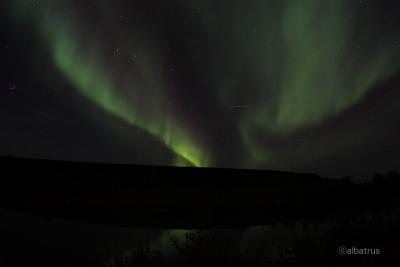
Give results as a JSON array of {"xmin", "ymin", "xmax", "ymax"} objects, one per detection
[{"xmin": 1, "ymin": 0, "xmax": 400, "ymax": 179}]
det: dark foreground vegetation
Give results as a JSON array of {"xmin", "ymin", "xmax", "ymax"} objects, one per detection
[
  {"xmin": 97, "ymin": 210, "xmax": 399, "ymax": 267},
  {"xmin": 0, "ymin": 157, "xmax": 399, "ymax": 266}
]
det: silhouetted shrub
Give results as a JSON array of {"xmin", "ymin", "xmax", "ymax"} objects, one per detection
[{"xmin": 104, "ymin": 245, "xmax": 164, "ymax": 267}]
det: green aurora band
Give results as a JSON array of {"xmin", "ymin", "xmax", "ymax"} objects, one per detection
[
  {"xmin": 10, "ymin": 1, "xmax": 209, "ymax": 167},
  {"xmin": 50, "ymin": 27, "xmax": 208, "ymax": 167},
  {"xmin": 8, "ymin": 0, "xmax": 400, "ymax": 169},
  {"xmin": 190, "ymin": 0, "xmax": 399, "ymax": 164}
]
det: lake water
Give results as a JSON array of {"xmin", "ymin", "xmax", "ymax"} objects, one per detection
[{"xmin": 0, "ymin": 209, "xmax": 332, "ymax": 266}]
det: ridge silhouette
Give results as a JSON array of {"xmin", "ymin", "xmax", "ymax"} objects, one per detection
[{"xmin": 0, "ymin": 156, "xmax": 399, "ymax": 228}]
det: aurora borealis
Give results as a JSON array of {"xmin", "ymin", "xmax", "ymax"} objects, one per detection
[{"xmin": 1, "ymin": 0, "xmax": 400, "ymax": 178}]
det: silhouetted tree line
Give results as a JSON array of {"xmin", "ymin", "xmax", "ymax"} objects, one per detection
[
  {"xmin": 96, "ymin": 210, "xmax": 400, "ymax": 267},
  {"xmin": 91, "ymin": 172, "xmax": 400, "ymax": 267},
  {"xmin": 1, "ymin": 155, "xmax": 400, "ymax": 266}
]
